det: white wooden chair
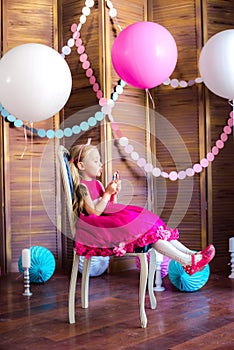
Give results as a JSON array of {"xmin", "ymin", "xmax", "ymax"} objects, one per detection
[{"xmin": 58, "ymin": 145, "xmax": 161, "ymax": 328}]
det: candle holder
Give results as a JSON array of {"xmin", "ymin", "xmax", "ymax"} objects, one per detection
[
  {"xmin": 22, "ymin": 248, "xmax": 32, "ymax": 296},
  {"xmin": 22, "ymin": 267, "xmax": 32, "ymax": 296},
  {"xmin": 229, "ymin": 237, "xmax": 234, "ymax": 279}
]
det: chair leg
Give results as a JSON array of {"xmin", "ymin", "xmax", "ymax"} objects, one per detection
[
  {"xmin": 68, "ymin": 252, "xmax": 79, "ymax": 324},
  {"xmin": 148, "ymin": 249, "xmax": 157, "ymax": 309},
  {"xmin": 81, "ymin": 257, "xmax": 91, "ymax": 309},
  {"xmin": 138, "ymin": 253, "xmax": 148, "ymax": 328}
]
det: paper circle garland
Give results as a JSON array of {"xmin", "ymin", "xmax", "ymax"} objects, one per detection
[
  {"xmin": 0, "ymin": 43, "xmax": 72, "ymax": 122},
  {"xmin": 168, "ymin": 260, "xmax": 210, "ymax": 292},
  {"xmin": 111, "ymin": 21, "xmax": 178, "ymax": 89},
  {"xmin": 78, "ymin": 256, "xmax": 110, "ymax": 277},
  {"xmin": 18, "ymin": 246, "xmax": 56, "ymax": 283}
]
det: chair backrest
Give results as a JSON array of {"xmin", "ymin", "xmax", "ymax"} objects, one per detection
[{"xmin": 57, "ymin": 145, "xmax": 76, "ymax": 239}]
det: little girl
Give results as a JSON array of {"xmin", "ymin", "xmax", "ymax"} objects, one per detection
[{"xmin": 69, "ymin": 139, "xmax": 215, "ymax": 276}]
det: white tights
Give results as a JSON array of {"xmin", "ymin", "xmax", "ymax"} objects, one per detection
[{"xmin": 153, "ymin": 239, "xmax": 201, "ymax": 267}]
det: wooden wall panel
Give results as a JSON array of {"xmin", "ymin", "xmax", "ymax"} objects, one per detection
[
  {"xmin": 2, "ymin": 0, "xmax": 60, "ymax": 272},
  {"xmin": 108, "ymin": 0, "xmax": 148, "ymax": 208},
  {"xmin": 203, "ymin": 0, "xmax": 234, "ymax": 271},
  {"xmin": 0, "ymin": 1, "xmax": 6, "ymax": 275},
  {"xmin": 60, "ymin": 0, "xmax": 149, "ymax": 269},
  {"xmin": 60, "ymin": 0, "xmax": 103, "ymax": 264},
  {"xmin": 60, "ymin": 0, "xmax": 234, "ymax": 273},
  {"xmin": 150, "ymin": 0, "xmax": 234, "ymax": 271},
  {"xmin": 1, "ymin": 0, "xmax": 233, "ymax": 274},
  {"xmin": 151, "ymin": 0, "xmax": 205, "ymax": 250},
  {"xmin": 62, "ymin": 1, "xmax": 101, "ymax": 117},
  {"xmin": 61, "ymin": 0, "xmax": 102, "ymax": 169}
]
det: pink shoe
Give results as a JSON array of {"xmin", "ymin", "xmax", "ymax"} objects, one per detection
[
  {"xmin": 183, "ymin": 245, "xmax": 215, "ymax": 276},
  {"xmin": 197, "ymin": 244, "xmax": 215, "ymax": 260}
]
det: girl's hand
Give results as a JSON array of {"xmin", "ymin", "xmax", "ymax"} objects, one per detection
[{"xmin": 105, "ymin": 181, "xmax": 118, "ymax": 196}]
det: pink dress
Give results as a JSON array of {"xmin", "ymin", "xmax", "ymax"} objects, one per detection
[{"xmin": 75, "ymin": 179, "xmax": 179, "ymax": 258}]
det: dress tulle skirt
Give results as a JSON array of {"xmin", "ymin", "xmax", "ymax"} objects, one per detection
[{"xmin": 75, "ymin": 202, "xmax": 179, "ymax": 258}]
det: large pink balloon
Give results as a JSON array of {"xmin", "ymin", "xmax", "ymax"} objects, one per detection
[{"xmin": 111, "ymin": 22, "xmax": 178, "ymax": 89}]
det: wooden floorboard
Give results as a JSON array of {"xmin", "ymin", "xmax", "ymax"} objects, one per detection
[{"xmin": 0, "ymin": 270, "xmax": 233, "ymax": 350}]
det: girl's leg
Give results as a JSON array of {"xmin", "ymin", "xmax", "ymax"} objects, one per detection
[
  {"xmin": 170, "ymin": 240, "xmax": 215, "ymax": 259},
  {"xmin": 153, "ymin": 240, "xmax": 202, "ymax": 267},
  {"xmin": 169, "ymin": 240, "xmax": 194, "ymax": 255}
]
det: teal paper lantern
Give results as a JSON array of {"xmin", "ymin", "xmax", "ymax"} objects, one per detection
[
  {"xmin": 168, "ymin": 260, "xmax": 210, "ymax": 292},
  {"xmin": 18, "ymin": 246, "xmax": 56, "ymax": 283}
]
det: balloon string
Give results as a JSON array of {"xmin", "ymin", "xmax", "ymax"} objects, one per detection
[
  {"xmin": 145, "ymin": 89, "xmax": 155, "ymax": 110},
  {"xmin": 29, "ymin": 122, "xmax": 33, "ymax": 248},
  {"xmin": 145, "ymin": 89, "xmax": 154, "ymax": 212},
  {"xmin": 21, "ymin": 127, "xmax": 28, "ymax": 159},
  {"xmin": 115, "ymin": 19, "xmax": 122, "ymax": 32},
  {"xmin": 111, "ymin": 16, "xmax": 122, "ymax": 32}
]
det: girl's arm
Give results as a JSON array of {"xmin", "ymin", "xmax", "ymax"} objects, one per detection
[{"xmin": 83, "ymin": 181, "xmax": 117, "ymax": 216}]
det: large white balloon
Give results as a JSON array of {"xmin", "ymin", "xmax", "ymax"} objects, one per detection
[
  {"xmin": 0, "ymin": 43, "xmax": 72, "ymax": 122},
  {"xmin": 199, "ymin": 29, "xmax": 234, "ymax": 100}
]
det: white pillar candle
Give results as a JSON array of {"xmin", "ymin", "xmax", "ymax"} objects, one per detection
[
  {"xmin": 229, "ymin": 237, "xmax": 234, "ymax": 252},
  {"xmin": 22, "ymin": 248, "xmax": 31, "ymax": 268}
]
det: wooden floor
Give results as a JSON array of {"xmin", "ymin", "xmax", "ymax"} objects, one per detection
[{"xmin": 0, "ymin": 269, "xmax": 233, "ymax": 350}]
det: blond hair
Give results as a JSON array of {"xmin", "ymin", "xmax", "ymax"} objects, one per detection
[{"xmin": 69, "ymin": 143, "xmax": 97, "ymax": 217}]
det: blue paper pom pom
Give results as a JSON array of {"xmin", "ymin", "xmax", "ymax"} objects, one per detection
[
  {"xmin": 168, "ymin": 260, "xmax": 210, "ymax": 292},
  {"xmin": 18, "ymin": 246, "xmax": 56, "ymax": 283}
]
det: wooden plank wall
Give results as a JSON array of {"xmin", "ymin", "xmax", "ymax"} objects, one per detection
[
  {"xmin": 204, "ymin": 0, "xmax": 234, "ymax": 271},
  {"xmin": 60, "ymin": 0, "xmax": 103, "ymax": 265},
  {"xmin": 61, "ymin": 0, "xmax": 148, "ymax": 207},
  {"xmin": 1, "ymin": 0, "xmax": 233, "ymax": 273},
  {"xmin": 107, "ymin": 0, "xmax": 150, "ymax": 271},
  {"xmin": 150, "ymin": 0, "xmax": 234, "ymax": 272},
  {"xmin": 0, "ymin": 1, "xmax": 5, "ymax": 275},
  {"xmin": 2, "ymin": 0, "xmax": 60, "ymax": 272},
  {"xmin": 60, "ymin": 0, "xmax": 149, "ymax": 269},
  {"xmin": 150, "ymin": 0, "xmax": 205, "ymax": 250},
  {"xmin": 109, "ymin": 0, "xmax": 149, "ymax": 208}
]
